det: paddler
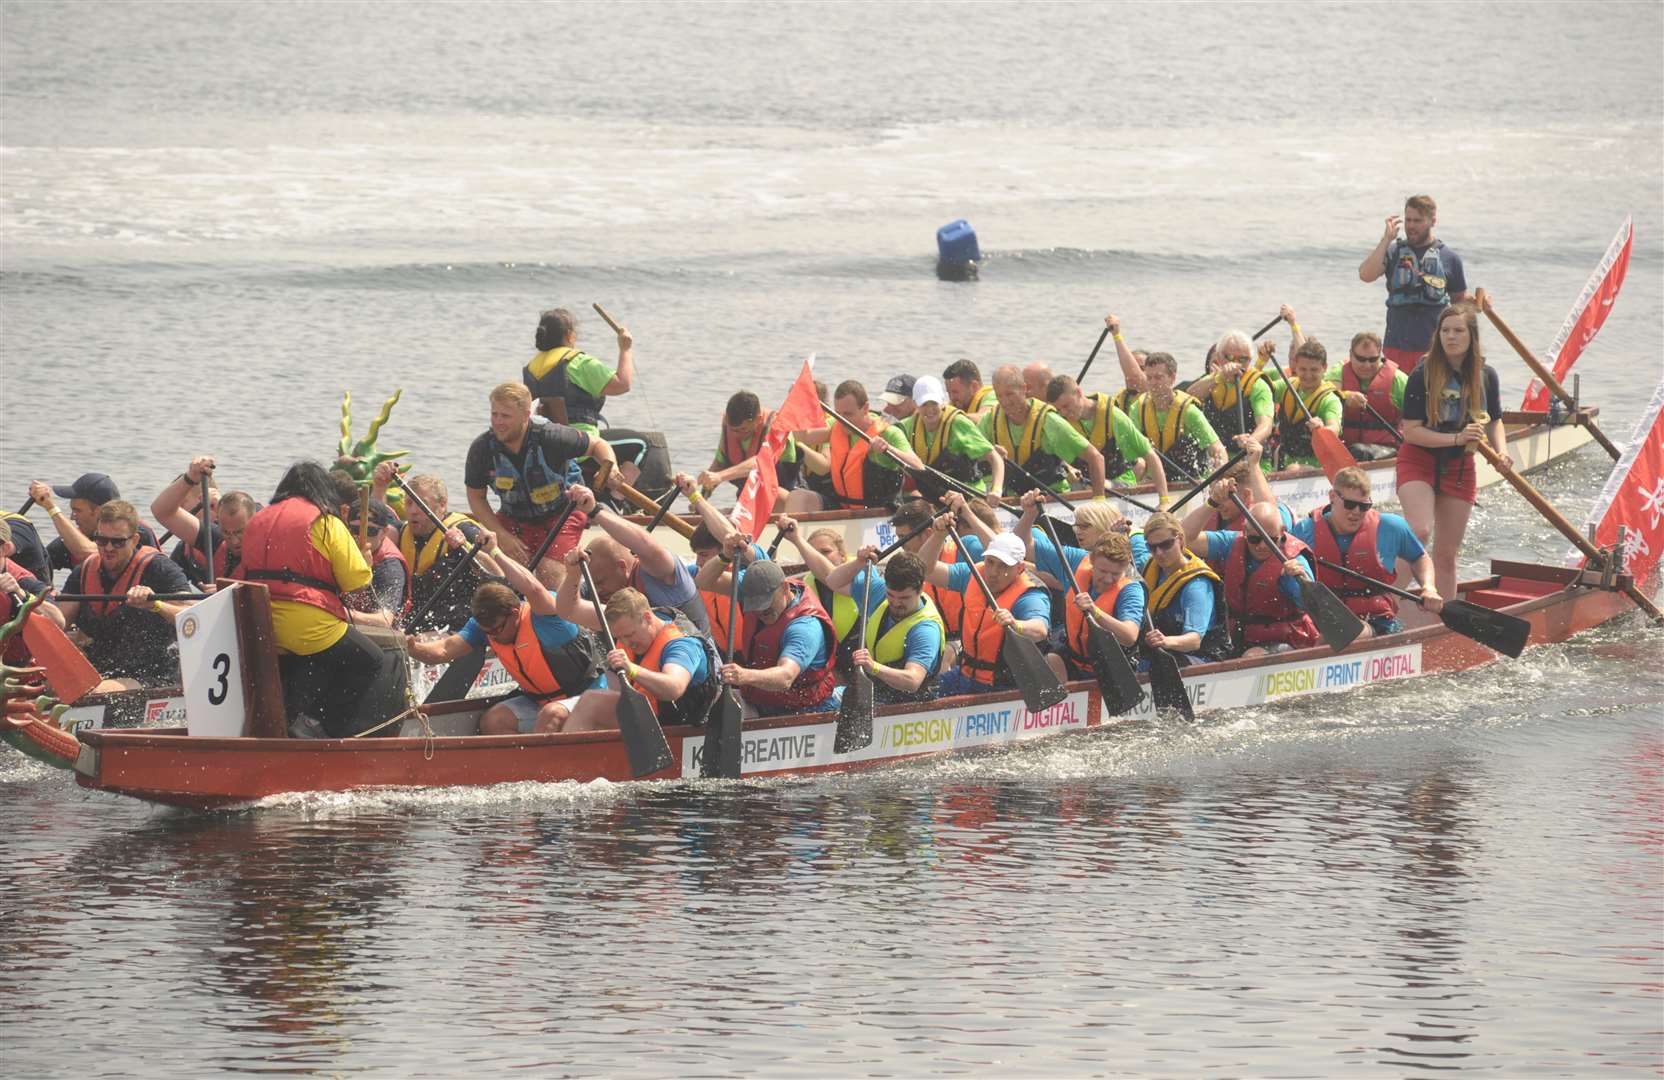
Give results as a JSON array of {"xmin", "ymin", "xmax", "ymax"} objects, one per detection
[
  {"xmin": 785, "ymin": 379, "xmax": 926, "ymax": 513},
  {"xmin": 28, "ymin": 473, "xmax": 161, "ymax": 572},
  {"xmin": 522, "ymin": 306, "xmax": 644, "ymax": 487},
  {"xmin": 553, "ymin": 569, "xmax": 720, "ymax": 731},
  {"xmin": 464, "ymin": 382, "xmax": 615, "ymax": 589},
  {"xmin": 982, "ymin": 364, "xmax": 1106, "ymax": 498},
  {"xmin": 51, "ymin": 499, "xmax": 194, "ymax": 692},
  {"xmin": 1127, "ymin": 352, "xmax": 1227, "ymax": 482},
  {"xmin": 880, "ymin": 374, "xmax": 918, "ymax": 421},
  {"xmin": 1042, "ymin": 532, "xmax": 1146, "ymax": 684},
  {"xmin": 381, "ymin": 468, "xmax": 499, "ymax": 633},
  {"xmin": 915, "ymin": 521, "xmax": 1052, "ymax": 696},
  {"xmin": 337, "ymin": 474, "xmax": 410, "ymax": 627},
  {"xmin": 898, "ymin": 375, "xmax": 1004, "ymax": 495},
  {"xmin": 1098, "ymin": 313, "xmax": 1151, "ymax": 416},
  {"xmin": 1263, "ymin": 339, "xmax": 1344, "ymax": 470},
  {"xmin": 404, "ymin": 529, "xmax": 608, "ymax": 734},
  {"xmin": 700, "ymin": 390, "xmax": 802, "ymax": 495},
  {"xmin": 1135, "ymin": 511, "xmax": 1231, "ymax": 665},
  {"xmin": 0, "ymin": 518, "xmax": 67, "ymax": 671},
  {"xmin": 1183, "ymin": 500, "xmax": 1321, "ymax": 657},
  {"xmin": 1327, "ymin": 331, "xmax": 1406, "ymax": 460},
  {"xmin": 1292, "ymin": 467, "xmax": 1441, "ymax": 639},
  {"xmin": 887, "ymin": 497, "xmax": 973, "ymax": 646},
  {"xmin": 149, "ymin": 456, "xmax": 257, "ymax": 590},
  {"xmin": 1184, "ymin": 327, "xmax": 1277, "ymax": 449},
  {"xmin": 697, "ymin": 536, "xmax": 840, "ymax": 716},
  {"xmin": 942, "ymin": 359, "xmax": 997, "ymax": 418},
  {"xmin": 567, "ymin": 484, "xmax": 710, "ymax": 634},
  {"xmin": 237, "ymin": 462, "xmax": 386, "ymax": 737},
  {"xmin": 1044, "ymin": 373, "xmax": 1168, "ymax": 503},
  {"xmin": 818, "ymin": 547, "xmax": 947, "ymax": 704},
  {"xmin": 0, "ymin": 505, "xmax": 50, "ymax": 583},
  {"xmin": 1177, "ymin": 437, "xmax": 1288, "ymax": 534}
]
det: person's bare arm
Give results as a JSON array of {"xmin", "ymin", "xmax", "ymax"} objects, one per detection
[
  {"xmin": 405, "ymin": 632, "xmax": 475, "ymax": 664},
  {"xmin": 1078, "ymin": 442, "xmax": 1106, "ymax": 498},
  {"xmin": 676, "ymin": 473, "xmax": 739, "ymax": 546},
  {"xmin": 588, "ymin": 497, "xmax": 679, "ymax": 582},
  {"xmin": 601, "ymin": 325, "xmax": 635, "ymax": 396},
  {"xmin": 1142, "ymin": 450, "xmax": 1170, "ymax": 503},
  {"xmin": 1358, "ymin": 216, "xmax": 1397, "ymax": 283},
  {"xmin": 615, "ymin": 649, "xmax": 692, "ymax": 700},
  {"xmin": 778, "ymin": 516, "xmax": 840, "ymax": 583},
  {"xmin": 487, "ymin": 532, "xmax": 558, "ymax": 615},
  {"xmin": 151, "ymin": 455, "xmax": 217, "ymax": 544},
  {"xmin": 554, "ymin": 550, "xmax": 603, "ymax": 632},
  {"xmin": 1108, "ymin": 313, "xmax": 1147, "ymax": 395},
  {"xmin": 28, "ymin": 481, "xmax": 94, "ymax": 564}
]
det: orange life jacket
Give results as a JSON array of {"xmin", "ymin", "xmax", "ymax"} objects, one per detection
[
  {"xmin": 75, "ymin": 547, "xmax": 160, "ymax": 619},
  {"xmin": 237, "ymin": 498, "xmax": 348, "ymax": 621},
  {"xmin": 925, "ymin": 540, "xmax": 966, "ymax": 637},
  {"xmin": 1063, "ymin": 562, "xmax": 1135, "ymax": 660},
  {"xmin": 957, "ymin": 566, "xmax": 1045, "ymax": 685},
  {"xmin": 486, "ymin": 603, "xmax": 605, "ymax": 701},
  {"xmin": 622, "ymin": 611, "xmax": 720, "ymax": 725}
]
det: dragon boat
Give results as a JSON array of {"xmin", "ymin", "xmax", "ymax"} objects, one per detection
[{"xmin": 2, "ymin": 556, "xmax": 1641, "ymax": 811}]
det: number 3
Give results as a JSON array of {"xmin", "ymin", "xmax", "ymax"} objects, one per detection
[{"xmin": 208, "ymin": 652, "xmax": 230, "ymax": 706}]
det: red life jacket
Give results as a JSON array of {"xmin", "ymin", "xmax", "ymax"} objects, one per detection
[
  {"xmin": 486, "ymin": 603, "xmax": 605, "ymax": 701},
  {"xmin": 738, "ymin": 580, "xmax": 838, "ymax": 710},
  {"xmin": 180, "ymin": 531, "xmax": 238, "ymax": 584},
  {"xmin": 1308, "ymin": 507, "xmax": 1396, "ymax": 620},
  {"xmin": 1222, "ymin": 532, "xmax": 1321, "ymax": 648},
  {"xmin": 236, "ymin": 498, "xmax": 348, "ymax": 621},
  {"xmin": 75, "ymin": 547, "xmax": 160, "ymax": 619},
  {"xmin": 958, "ymin": 566, "xmax": 1045, "ymax": 685},
  {"xmin": 1340, "ymin": 360, "xmax": 1402, "ymax": 446},
  {"xmin": 1063, "ymin": 562, "xmax": 1134, "ymax": 660},
  {"xmin": 1, "ymin": 557, "xmax": 37, "ymax": 665},
  {"xmin": 344, "ymin": 530, "xmax": 411, "ymax": 616},
  {"xmin": 926, "ymin": 540, "xmax": 967, "ymax": 638}
]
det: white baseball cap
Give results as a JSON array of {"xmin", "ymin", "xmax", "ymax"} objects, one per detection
[
  {"xmin": 983, "ymin": 533, "xmax": 1027, "ymax": 567},
  {"xmin": 912, "ymin": 375, "xmax": 949, "ymax": 407}
]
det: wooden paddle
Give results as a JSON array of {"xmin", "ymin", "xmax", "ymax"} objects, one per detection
[
  {"xmin": 199, "ymin": 474, "xmax": 216, "ymax": 588},
  {"xmin": 591, "ymin": 302, "xmax": 623, "ymax": 334},
  {"xmin": 833, "ymin": 558, "xmax": 875, "ymax": 753},
  {"xmin": 1034, "ymin": 512, "xmax": 1141, "ymax": 715},
  {"xmin": 1310, "ymin": 556, "xmax": 1531, "ymax": 658},
  {"xmin": 946, "ymin": 525, "xmax": 1067, "ymax": 714},
  {"xmin": 1138, "ymin": 606, "xmax": 1193, "ymax": 721},
  {"xmin": 1473, "ymin": 440, "xmax": 1664, "ymax": 623},
  {"xmin": 576, "ymin": 556, "xmax": 674, "ymax": 777},
  {"xmin": 1261, "ymin": 348, "xmax": 1354, "ymax": 481},
  {"xmin": 1167, "ymin": 448, "xmax": 1251, "ymax": 514},
  {"xmin": 1075, "ymin": 325, "xmax": 1112, "ymax": 384},
  {"xmin": 702, "ymin": 557, "xmax": 745, "ymax": 779},
  {"xmin": 614, "ymin": 477, "xmax": 696, "ymax": 539},
  {"xmin": 1227, "ymin": 491, "xmax": 1364, "ymax": 652},
  {"xmin": 1476, "ymin": 288, "xmax": 1620, "ymax": 460},
  {"xmin": 7, "ymin": 589, "xmax": 100, "ymax": 704}
]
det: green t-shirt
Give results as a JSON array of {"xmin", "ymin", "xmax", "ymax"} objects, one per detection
[
  {"xmin": 522, "ymin": 349, "xmax": 616, "ymax": 436},
  {"xmin": 901, "ymin": 411, "xmax": 996, "ymax": 489},
  {"xmin": 714, "ymin": 430, "xmax": 799, "ymax": 469},
  {"xmin": 1324, "ymin": 362, "xmax": 1408, "ymax": 411},
  {"xmin": 1078, "ymin": 401, "xmax": 1152, "ymax": 483},
  {"xmin": 1264, "ymin": 371, "xmax": 1345, "ymax": 426}
]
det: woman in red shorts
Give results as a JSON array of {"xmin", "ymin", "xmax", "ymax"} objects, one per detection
[{"xmin": 1397, "ymin": 304, "xmax": 1510, "ymax": 601}]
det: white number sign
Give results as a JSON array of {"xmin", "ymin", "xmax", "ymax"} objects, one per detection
[{"xmin": 175, "ymin": 585, "xmax": 246, "ymax": 737}]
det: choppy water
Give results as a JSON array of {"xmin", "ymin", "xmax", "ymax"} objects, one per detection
[{"xmin": 3, "ymin": 2, "xmax": 1662, "ymax": 1075}]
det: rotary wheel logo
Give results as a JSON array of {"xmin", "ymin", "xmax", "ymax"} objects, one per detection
[{"xmin": 181, "ymin": 616, "xmax": 199, "ymax": 639}]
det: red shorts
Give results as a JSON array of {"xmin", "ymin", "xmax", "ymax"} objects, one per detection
[
  {"xmin": 1396, "ymin": 442, "xmax": 1477, "ymax": 503},
  {"xmin": 1384, "ymin": 345, "xmax": 1424, "ymax": 374},
  {"xmin": 500, "ymin": 510, "xmax": 589, "ymax": 565}
]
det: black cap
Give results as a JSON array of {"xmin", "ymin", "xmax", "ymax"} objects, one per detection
[
  {"xmin": 882, "ymin": 374, "xmax": 917, "ymax": 406},
  {"xmin": 51, "ymin": 472, "xmax": 119, "ymax": 505}
]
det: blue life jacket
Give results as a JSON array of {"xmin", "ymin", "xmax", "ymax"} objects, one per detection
[
  {"xmin": 1386, "ymin": 239, "xmax": 1451, "ymax": 308},
  {"xmin": 489, "ymin": 437, "xmax": 583, "ymax": 520}
]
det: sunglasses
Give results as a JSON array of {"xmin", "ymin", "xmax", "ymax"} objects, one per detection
[
  {"xmin": 1350, "ymin": 353, "xmax": 1384, "ymax": 365},
  {"xmin": 1336, "ymin": 496, "xmax": 1373, "ymax": 512},
  {"xmin": 92, "ymin": 534, "xmax": 134, "ymax": 548},
  {"xmin": 1149, "ymin": 536, "xmax": 1180, "ymax": 553},
  {"xmin": 1222, "ymin": 354, "xmax": 1251, "ymax": 364},
  {"xmin": 1245, "ymin": 533, "xmax": 1279, "ymax": 547}
]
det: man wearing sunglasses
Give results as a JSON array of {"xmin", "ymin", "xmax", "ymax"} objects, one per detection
[
  {"xmin": 1292, "ymin": 468, "xmax": 1441, "ymax": 639},
  {"xmin": 1135, "ymin": 511, "xmax": 1230, "ymax": 666},
  {"xmin": 54, "ymin": 499, "xmax": 195, "ymax": 692},
  {"xmin": 1184, "ymin": 501, "xmax": 1321, "ymax": 658},
  {"xmin": 1326, "ymin": 332, "xmax": 1407, "ymax": 460}
]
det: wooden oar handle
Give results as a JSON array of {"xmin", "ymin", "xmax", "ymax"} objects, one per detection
[
  {"xmin": 592, "ymin": 303, "xmax": 623, "ymax": 334},
  {"xmin": 612, "ymin": 479, "xmax": 696, "ymax": 539},
  {"xmin": 1311, "ymin": 556, "xmax": 1420, "ymax": 604},
  {"xmin": 1476, "ymin": 289, "xmax": 1620, "ymax": 459}
]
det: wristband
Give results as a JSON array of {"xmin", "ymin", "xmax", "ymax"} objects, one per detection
[
  {"xmin": 687, "ymin": 490, "xmax": 702, "ymax": 506},
  {"xmin": 150, "ymin": 600, "xmax": 164, "ymax": 613},
  {"xmin": 626, "ymin": 661, "xmax": 638, "ymax": 681},
  {"xmin": 48, "ymin": 506, "xmax": 64, "ymax": 517},
  {"xmin": 1206, "ymin": 497, "xmax": 1220, "ymax": 509},
  {"xmin": 1112, "ymin": 332, "xmax": 1124, "ymax": 342},
  {"xmin": 1290, "ymin": 323, "xmax": 1301, "ymax": 333}
]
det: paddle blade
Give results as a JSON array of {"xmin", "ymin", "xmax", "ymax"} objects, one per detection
[
  {"xmin": 615, "ymin": 682, "xmax": 675, "ymax": 777},
  {"xmin": 833, "ymin": 670, "xmax": 875, "ymax": 753},
  {"xmin": 1002, "ymin": 629, "xmax": 1067, "ymax": 715},
  {"xmin": 1084, "ymin": 622, "xmax": 1142, "ymax": 716},
  {"xmin": 1145, "ymin": 646, "xmax": 1194, "ymax": 722},
  {"xmin": 701, "ymin": 690, "xmax": 744, "ymax": 779},
  {"xmin": 1299, "ymin": 576, "xmax": 1366, "ymax": 652},
  {"xmin": 21, "ymin": 613, "xmax": 99, "ymax": 704},
  {"xmin": 1441, "ymin": 599, "xmax": 1532, "ymax": 659},
  {"xmin": 1312, "ymin": 427, "xmax": 1355, "ymax": 482}
]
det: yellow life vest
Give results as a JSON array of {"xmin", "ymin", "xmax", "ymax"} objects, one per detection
[
  {"xmin": 864, "ymin": 592, "xmax": 946, "ymax": 669},
  {"xmin": 1135, "ymin": 390, "xmax": 1203, "ymax": 453},
  {"xmin": 804, "ymin": 570, "xmax": 860, "ymax": 643},
  {"xmin": 1210, "ymin": 367, "xmax": 1264, "ymax": 413},
  {"xmin": 1142, "ymin": 549, "xmax": 1220, "ymax": 616},
  {"xmin": 909, "ymin": 406, "xmax": 963, "ymax": 466},
  {"xmin": 1277, "ymin": 381, "xmax": 1341, "ymax": 426},
  {"xmin": 398, "ymin": 512, "xmax": 474, "ymax": 576},
  {"xmin": 525, "ymin": 345, "xmax": 579, "ymax": 381},
  {"xmin": 991, "ymin": 400, "xmax": 1057, "ymax": 466},
  {"xmin": 969, "ymin": 385, "xmax": 996, "ymax": 414}
]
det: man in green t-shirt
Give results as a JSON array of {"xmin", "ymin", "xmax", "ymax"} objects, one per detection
[
  {"xmin": 899, "ymin": 375, "xmax": 1004, "ymax": 493},
  {"xmin": 700, "ymin": 390, "xmax": 802, "ymax": 495},
  {"xmin": 979, "ymin": 364, "xmax": 1105, "ymax": 498},
  {"xmin": 522, "ymin": 306, "xmax": 639, "ymax": 482},
  {"xmin": 1045, "ymin": 374, "xmax": 1169, "ymax": 504},
  {"xmin": 1127, "ymin": 351, "xmax": 1227, "ymax": 483},
  {"xmin": 1263, "ymin": 339, "xmax": 1345, "ymax": 469}
]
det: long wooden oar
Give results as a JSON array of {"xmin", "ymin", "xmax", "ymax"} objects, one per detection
[
  {"xmin": 1262, "ymin": 349, "xmax": 1354, "ymax": 481},
  {"xmin": 577, "ymin": 557, "xmax": 674, "ymax": 777},
  {"xmin": 703, "ymin": 560, "xmax": 745, "ymax": 779},
  {"xmin": 946, "ymin": 525, "xmax": 1066, "ymax": 714},
  {"xmin": 1476, "ymin": 288, "xmax": 1619, "ymax": 460},
  {"xmin": 1075, "ymin": 325, "xmax": 1112, "ymax": 384},
  {"xmin": 1228, "ymin": 491, "xmax": 1364, "ymax": 652},
  {"xmin": 1034, "ymin": 513, "xmax": 1141, "ymax": 714},
  {"xmin": 1138, "ymin": 606, "xmax": 1193, "ymax": 721},
  {"xmin": 614, "ymin": 478, "xmax": 696, "ymax": 539},
  {"xmin": 1473, "ymin": 441, "xmax": 1663, "ymax": 623},
  {"xmin": 1311, "ymin": 557, "xmax": 1531, "ymax": 658},
  {"xmin": 833, "ymin": 560, "xmax": 875, "ymax": 753},
  {"xmin": 1167, "ymin": 448, "xmax": 1251, "ymax": 515}
]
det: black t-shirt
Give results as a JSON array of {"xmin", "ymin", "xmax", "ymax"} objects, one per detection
[
  {"xmin": 48, "ymin": 520, "xmax": 162, "ymax": 572},
  {"xmin": 169, "ymin": 522, "xmax": 243, "ymax": 586},
  {"xmin": 1402, "ymin": 363, "xmax": 1502, "ymax": 433},
  {"xmin": 65, "ymin": 550, "xmax": 193, "ymax": 683},
  {"xmin": 464, "ymin": 421, "xmax": 590, "ymax": 521},
  {"xmin": 5, "ymin": 516, "xmax": 50, "ymax": 582}
]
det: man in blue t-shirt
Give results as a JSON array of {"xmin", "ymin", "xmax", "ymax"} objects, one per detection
[
  {"xmin": 819, "ymin": 549, "xmax": 946, "ymax": 704},
  {"xmin": 1293, "ymin": 468, "xmax": 1442, "ymax": 637},
  {"xmin": 696, "ymin": 546, "xmax": 839, "ymax": 717},
  {"xmin": 569, "ymin": 485, "xmax": 709, "ymax": 634},
  {"xmin": 1357, "ymin": 194, "xmax": 1469, "ymax": 374}
]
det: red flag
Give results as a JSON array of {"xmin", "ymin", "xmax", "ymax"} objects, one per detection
[
  {"xmin": 732, "ymin": 357, "xmax": 819, "ymax": 540},
  {"xmin": 1522, "ymin": 217, "xmax": 1632, "ymax": 411},
  {"xmin": 1570, "ymin": 369, "xmax": 1664, "ymax": 584}
]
